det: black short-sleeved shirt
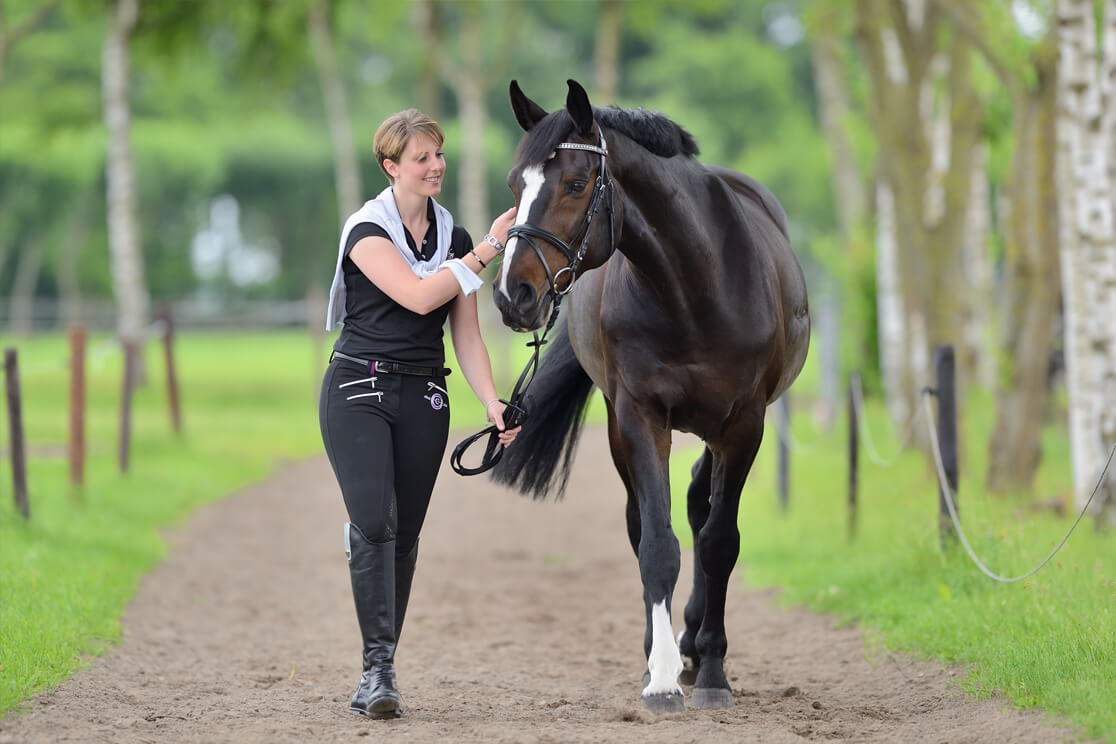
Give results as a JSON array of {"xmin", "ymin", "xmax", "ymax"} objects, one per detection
[{"xmin": 332, "ymin": 197, "xmax": 473, "ymax": 366}]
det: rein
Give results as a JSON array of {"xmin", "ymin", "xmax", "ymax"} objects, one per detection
[{"xmin": 450, "ymin": 131, "xmax": 614, "ymax": 476}]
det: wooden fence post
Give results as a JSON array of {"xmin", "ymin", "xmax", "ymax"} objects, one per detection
[
  {"xmin": 69, "ymin": 326, "xmax": 86, "ymax": 492},
  {"xmin": 934, "ymin": 345, "xmax": 959, "ymax": 547},
  {"xmin": 158, "ymin": 304, "xmax": 182, "ymax": 434},
  {"xmin": 4, "ymin": 348, "xmax": 30, "ymax": 519},
  {"xmin": 118, "ymin": 340, "xmax": 138, "ymax": 474},
  {"xmin": 777, "ymin": 394, "xmax": 790, "ymax": 510},
  {"xmin": 847, "ymin": 372, "xmax": 859, "ymax": 539}
]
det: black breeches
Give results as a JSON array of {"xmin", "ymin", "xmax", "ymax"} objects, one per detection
[{"xmin": 319, "ymin": 358, "xmax": 451, "ymax": 556}]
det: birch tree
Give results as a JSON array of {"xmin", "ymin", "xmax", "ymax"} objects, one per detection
[
  {"xmin": 808, "ymin": 6, "xmax": 870, "ymax": 428},
  {"xmin": 308, "ymin": 0, "xmax": 361, "ymax": 222},
  {"xmin": 1057, "ymin": 0, "xmax": 1116, "ymax": 517},
  {"xmin": 934, "ymin": 0, "xmax": 1062, "ymax": 494},
  {"xmin": 853, "ymin": 0, "xmax": 985, "ymax": 438},
  {"xmin": 102, "ymin": 0, "xmax": 150, "ymax": 346},
  {"xmin": 415, "ymin": 0, "xmax": 519, "ymax": 240}
]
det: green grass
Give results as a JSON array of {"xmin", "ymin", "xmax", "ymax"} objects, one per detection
[
  {"xmin": 669, "ymin": 384, "xmax": 1115, "ymax": 741},
  {"xmin": 0, "ymin": 329, "xmax": 503, "ymax": 717}
]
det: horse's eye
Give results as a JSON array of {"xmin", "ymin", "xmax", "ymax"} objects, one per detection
[{"xmin": 565, "ymin": 180, "xmax": 587, "ymax": 195}]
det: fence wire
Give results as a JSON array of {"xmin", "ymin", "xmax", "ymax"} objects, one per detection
[{"xmin": 920, "ymin": 392, "xmax": 1115, "ymax": 583}]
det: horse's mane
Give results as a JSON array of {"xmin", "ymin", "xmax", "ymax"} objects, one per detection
[{"xmin": 517, "ymin": 105, "xmax": 700, "ymax": 165}]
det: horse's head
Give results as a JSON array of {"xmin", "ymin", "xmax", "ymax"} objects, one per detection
[{"xmin": 494, "ymin": 79, "xmax": 617, "ymax": 332}]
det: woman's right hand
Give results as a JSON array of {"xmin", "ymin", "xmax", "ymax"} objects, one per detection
[{"xmin": 489, "ymin": 206, "xmax": 517, "ymax": 247}]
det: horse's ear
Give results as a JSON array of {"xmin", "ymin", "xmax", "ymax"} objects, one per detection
[
  {"xmin": 510, "ymin": 80, "xmax": 548, "ymax": 132},
  {"xmin": 566, "ymin": 79, "xmax": 594, "ymax": 136}
]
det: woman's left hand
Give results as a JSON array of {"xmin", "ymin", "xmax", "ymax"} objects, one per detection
[{"xmin": 485, "ymin": 399, "xmax": 521, "ymax": 447}]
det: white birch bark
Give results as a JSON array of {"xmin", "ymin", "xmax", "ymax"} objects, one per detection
[
  {"xmin": 877, "ymin": 24, "xmax": 912, "ymax": 425},
  {"xmin": 923, "ymin": 54, "xmax": 949, "ymax": 229},
  {"xmin": 875, "ymin": 179, "xmax": 910, "ymax": 425},
  {"xmin": 810, "ymin": 29, "xmax": 863, "ymax": 429},
  {"xmin": 102, "ymin": 0, "xmax": 149, "ymax": 343},
  {"xmin": 1058, "ymin": 0, "xmax": 1116, "ymax": 513},
  {"xmin": 308, "ymin": 0, "xmax": 362, "ymax": 222},
  {"xmin": 962, "ymin": 143, "xmax": 994, "ymax": 388}
]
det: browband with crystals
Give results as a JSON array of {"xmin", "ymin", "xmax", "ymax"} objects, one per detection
[{"xmin": 554, "ymin": 131, "xmax": 608, "ymax": 158}]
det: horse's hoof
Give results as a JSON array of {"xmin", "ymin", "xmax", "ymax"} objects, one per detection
[
  {"xmin": 642, "ymin": 691, "xmax": 685, "ymax": 714},
  {"xmin": 691, "ymin": 687, "xmax": 733, "ymax": 709},
  {"xmin": 679, "ymin": 667, "xmax": 699, "ymax": 686}
]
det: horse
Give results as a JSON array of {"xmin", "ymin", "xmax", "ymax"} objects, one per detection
[{"xmin": 490, "ymin": 79, "xmax": 810, "ymax": 714}]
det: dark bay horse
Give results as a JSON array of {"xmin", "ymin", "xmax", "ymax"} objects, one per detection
[{"xmin": 491, "ymin": 80, "xmax": 810, "ymax": 714}]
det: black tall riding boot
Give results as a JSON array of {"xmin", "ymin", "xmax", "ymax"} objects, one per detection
[
  {"xmin": 345, "ymin": 523, "xmax": 402, "ymax": 718},
  {"xmin": 395, "ymin": 540, "xmax": 419, "ymax": 643}
]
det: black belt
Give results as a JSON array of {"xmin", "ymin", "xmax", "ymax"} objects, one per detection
[{"xmin": 331, "ymin": 350, "xmax": 450, "ymax": 377}]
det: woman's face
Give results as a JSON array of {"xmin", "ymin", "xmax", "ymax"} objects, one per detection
[{"xmin": 387, "ymin": 133, "xmax": 445, "ymax": 198}]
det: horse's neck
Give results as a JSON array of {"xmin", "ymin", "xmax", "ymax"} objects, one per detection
[{"xmin": 612, "ymin": 153, "xmax": 730, "ymax": 306}]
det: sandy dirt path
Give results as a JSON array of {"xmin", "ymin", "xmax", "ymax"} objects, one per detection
[{"xmin": 0, "ymin": 425, "xmax": 1085, "ymax": 743}]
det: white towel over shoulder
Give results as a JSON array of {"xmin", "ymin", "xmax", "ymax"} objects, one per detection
[{"xmin": 325, "ymin": 187, "xmax": 482, "ymax": 331}]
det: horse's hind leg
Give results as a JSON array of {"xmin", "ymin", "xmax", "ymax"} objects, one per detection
[
  {"xmin": 678, "ymin": 448, "xmax": 712, "ymax": 686},
  {"xmin": 691, "ymin": 409, "xmax": 764, "ymax": 710}
]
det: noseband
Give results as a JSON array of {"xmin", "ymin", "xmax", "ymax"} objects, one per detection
[{"xmin": 506, "ymin": 130, "xmax": 615, "ymax": 299}]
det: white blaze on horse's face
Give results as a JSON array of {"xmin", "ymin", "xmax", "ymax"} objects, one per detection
[
  {"xmin": 643, "ymin": 599, "xmax": 684, "ymax": 698},
  {"xmin": 498, "ymin": 163, "xmax": 547, "ymax": 299}
]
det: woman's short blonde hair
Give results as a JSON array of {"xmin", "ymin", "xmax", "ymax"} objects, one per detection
[{"xmin": 373, "ymin": 109, "xmax": 445, "ymax": 184}]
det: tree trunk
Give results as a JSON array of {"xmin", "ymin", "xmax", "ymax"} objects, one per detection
[
  {"xmin": 7, "ymin": 235, "xmax": 43, "ymax": 336},
  {"xmin": 58, "ymin": 186, "xmax": 93, "ymax": 329},
  {"xmin": 855, "ymin": 0, "xmax": 936, "ymax": 430},
  {"xmin": 811, "ymin": 28, "xmax": 866, "ymax": 245},
  {"xmin": 874, "ymin": 178, "xmax": 912, "ymax": 425},
  {"xmin": 308, "ymin": 0, "xmax": 362, "ymax": 222},
  {"xmin": 987, "ymin": 72, "xmax": 1061, "ymax": 494},
  {"xmin": 455, "ymin": 1, "xmax": 488, "ymax": 240},
  {"xmin": 931, "ymin": 0, "xmax": 1065, "ymax": 496},
  {"xmin": 410, "ymin": 0, "xmax": 442, "ymax": 119},
  {"xmin": 1058, "ymin": 0, "xmax": 1116, "ymax": 518},
  {"xmin": 0, "ymin": 1, "xmax": 60, "ymax": 86},
  {"xmin": 811, "ymin": 22, "xmax": 869, "ymax": 427},
  {"xmin": 594, "ymin": 0, "xmax": 623, "ymax": 104},
  {"xmin": 102, "ymin": 0, "xmax": 150, "ymax": 345},
  {"xmin": 856, "ymin": 1, "xmax": 985, "ymax": 457}
]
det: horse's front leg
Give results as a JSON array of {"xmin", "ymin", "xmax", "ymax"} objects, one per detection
[
  {"xmin": 691, "ymin": 407, "xmax": 765, "ymax": 710},
  {"xmin": 678, "ymin": 447, "xmax": 713, "ymax": 686},
  {"xmin": 610, "ymin": 398, "xmax": 684, "ymax": 714}
]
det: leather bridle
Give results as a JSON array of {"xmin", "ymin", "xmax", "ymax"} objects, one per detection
[{"xmin": 506, "ymin": 129, "xmax": 615, "ymax": 300}]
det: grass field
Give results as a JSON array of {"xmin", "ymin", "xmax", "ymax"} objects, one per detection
[
  {"xmin": 668, "ymin": 383, "xmax": 1115, "ymax": 740},
  {"xmin": 1, "ymin": 330, "xmax": 1113, "ymax": 740}
]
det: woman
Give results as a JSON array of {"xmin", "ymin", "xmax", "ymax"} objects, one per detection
[{"xmin": 319, "ymin": 108, "xmax": 518, "ymax": 719}]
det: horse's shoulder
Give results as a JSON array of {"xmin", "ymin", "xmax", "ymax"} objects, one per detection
[{"xmin": 702, "ymin": 165, "xmax": 789, "ymax": 239}]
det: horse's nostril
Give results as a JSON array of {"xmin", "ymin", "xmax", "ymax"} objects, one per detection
[{"xmin": 513, "ymin": 280, "xmax": 537, "ymax": 312}]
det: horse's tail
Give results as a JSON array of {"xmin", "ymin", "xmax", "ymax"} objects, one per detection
[{"xmin": 490, "ymin": 316, "xmax": 595, "ymax": 501}]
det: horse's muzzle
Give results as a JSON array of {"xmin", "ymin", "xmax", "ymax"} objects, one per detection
[{"xmin": 494, "ymin": 277, "xmax": 549, "ymax": 332}]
